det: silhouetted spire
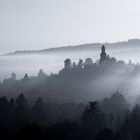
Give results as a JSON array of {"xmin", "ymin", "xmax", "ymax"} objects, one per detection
[{"xmin": 100, "ymin": 45, "xmax": 107, "ymax": 62}]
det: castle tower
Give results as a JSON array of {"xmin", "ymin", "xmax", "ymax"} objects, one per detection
[{"xmin": 100, "ymin": 45, "xmax": 107, "ymax": 62}]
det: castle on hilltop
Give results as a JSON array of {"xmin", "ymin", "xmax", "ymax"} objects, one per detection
[
  {"xmin": 100, "ymin": 45, "xmax": 107, "ymax": 62},
  {"xmin": 100, "ymin": 45, "xmax": 116, "ymax": 62}
]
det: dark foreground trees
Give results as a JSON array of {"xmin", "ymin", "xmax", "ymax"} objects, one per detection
[{"xmin": 0, "ymin": 93, "xmax": 139, "ymax": 140}]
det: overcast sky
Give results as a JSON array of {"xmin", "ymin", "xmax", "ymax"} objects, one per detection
[{"xmin": 0, "ymin": 0, "xmax": 140, "ymax": 53}]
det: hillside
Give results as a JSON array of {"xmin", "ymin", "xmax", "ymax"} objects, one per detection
[{"xmin": 5, "ymin": 39, "xmax": 140, "ymax": 55}]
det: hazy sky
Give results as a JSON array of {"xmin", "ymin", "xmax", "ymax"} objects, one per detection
[{"xmin": 1, "ymin": 0, "xmax": 140, "ymax": 53}]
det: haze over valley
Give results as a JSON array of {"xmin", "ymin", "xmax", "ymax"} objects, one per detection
[{"xmin": 1, "ymin": 39, "xmax": 140, "ymax": 81}]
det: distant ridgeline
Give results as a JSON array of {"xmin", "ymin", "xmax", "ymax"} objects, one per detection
[{"xmin": 4, "ymin": 39, "xmax": 140, "ymax": 55}]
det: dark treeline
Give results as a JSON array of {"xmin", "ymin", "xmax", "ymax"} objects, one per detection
[{"xmin": 0, "ymin": 92, "xmax": 140, "ymax": 140}]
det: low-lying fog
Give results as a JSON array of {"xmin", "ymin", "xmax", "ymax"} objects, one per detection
[
  {"xmin": 0, "ymin": 47, "xmax": 140, "ymax": 81},
  {"xmin": 1, "ymin": 47, "xmax": 140, "ymax": 103}
]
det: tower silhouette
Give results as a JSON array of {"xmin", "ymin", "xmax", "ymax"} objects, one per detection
[{"xmin": 100, "ymin": 45, "xmax": 107, "ymax": 62}]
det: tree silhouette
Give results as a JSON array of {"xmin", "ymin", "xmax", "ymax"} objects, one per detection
[
  {"xmin": 23, "ymin": 73, "xmax": 29, "ymax": 80},
  {"xmin": 77, "ymin": 59, "xmax": 83, "ymax": 69},
  {"xmin": 82, "ymin": 101, "xmax": 106, "ymax": 138},
  {"xmin": 83, "ymin": 58, "xmax": 93, "ymax": 69},
  {"xmin": 64, "ymin": 58, "xmax": 72, "ymax": 69},
  {"xmin": 72, "ymin": 62, "xmax": 77, "ymax": 69},
  {"xmin": 32, "ymin": 97, "xmax": 46, "ymax": 126},
  {"xmin": 38, "ymin": 69, "xmax": 47, "ymax": 80},
  {"xmin": 15, "ymin": 94, "xmax": 30, "ymax": 128}
]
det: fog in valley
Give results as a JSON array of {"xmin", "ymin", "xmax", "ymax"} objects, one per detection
[
  {"xmin": 1, "ymin": 46, "xmax": 140, "ymax": 104},
  {"xmin": 1, "ymin": 46, "xmax": 140, "ymax": 81}
]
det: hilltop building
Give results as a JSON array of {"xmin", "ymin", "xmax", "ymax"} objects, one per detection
[
  {"xmin": 100, "ymin": 45, "xmax": 107, "ymax": 62},
  {"xmin": 100, "ymin": 45, "xmax": 116, "ymax": 63}
]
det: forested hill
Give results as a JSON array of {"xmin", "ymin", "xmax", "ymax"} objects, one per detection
[{"xmin": 5, "ymin": 39, "xmax": 140, "ymax": 55}]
